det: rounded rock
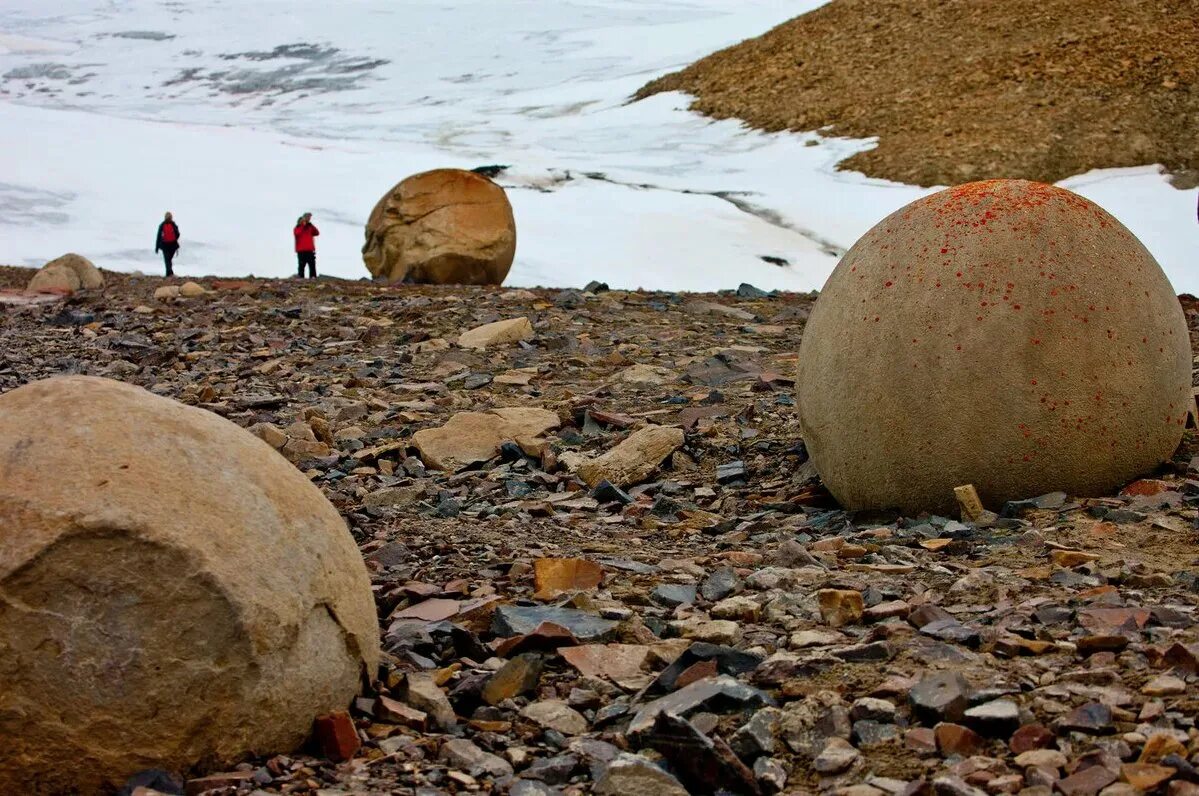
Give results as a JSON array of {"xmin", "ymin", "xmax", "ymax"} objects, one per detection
[
  {"xmin": 46, "ymin": 252, "xmax": 104, "ymax": 289},
  {"xmin": 362, "ymin": 168, "xmax": 516, "ymax": 285},
  {"xmin": 0, "ymin": 376, "xmax": 380, "ymax": 793},
  {"xmin": 27, "ymin": 262, "xmax": 82, "ymax": 294},
  {"xmin": 797, "ymin": 180, "xmax": 1190, "ymax": 514}
]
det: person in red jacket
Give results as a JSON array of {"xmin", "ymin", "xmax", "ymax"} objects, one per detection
[
  {"xmin": 294, "ymin": 212, "xmax": 319, "ymax": 278},
  {"xmin": 155, "ymin": 212, "xmax": 181, "ymax": 276}
]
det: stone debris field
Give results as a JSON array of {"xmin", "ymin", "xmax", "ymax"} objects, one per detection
[{"xmin": 2, "ymin": 262, "xmax": 1199, "ymax": 796}]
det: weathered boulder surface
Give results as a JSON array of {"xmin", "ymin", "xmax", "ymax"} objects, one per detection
[
  {"xmin": 797, "ymin": 179, "xmax": 1191, "ymax": 514},
  {"xmin": 48, "ymin": 253, "xmax": 104, "ymax": 289},
  {"xmin": 0, "ymin": 376, "xmax": 380, "ymax": 793},
  {"xmin": 27, "ymin": 262, "xmax": 81, "ymax": 294},
  {"xmin": 363, "ymin": 168, "xmax": 516, "ymax": 285}
]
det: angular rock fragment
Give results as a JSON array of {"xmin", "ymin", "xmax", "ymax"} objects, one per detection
[
  {"xmin": 577, "ymin": 425, "xmax": 685, "ymax": 488},
  {"xmin": 458, "ymin": 316, "xmax": 534, "ymax": 348},
  {"xmin": 629, "ymin": 675, "xmax": 775, "ymax": 735}
]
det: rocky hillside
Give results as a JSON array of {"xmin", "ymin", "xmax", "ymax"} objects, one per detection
[
  {"xmin": 4, "ymin": 266, "xmax": 1199, "ymax": 794},
  {"xmin": 637, "ymin": 0, "xmax": 1199, "ymax": 187}
]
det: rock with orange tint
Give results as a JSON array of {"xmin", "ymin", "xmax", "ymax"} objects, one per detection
[
  {"xmin": 313, "ymin": 711, "xmax": 361, "ymax": 762},
  {"xmin": 817, "ymin": 589, "xmax": 864, "ymax": 627},
  {"xmin": 1050, "ymin": 549, "xmax": 1101, "ymax": 567},
  {"xmin": 797, "ymin": 180, "xmax": 1190, "ymax": 515},
  {"xmin": 362, "ymin": 168, "xmax": 516, "ymax": 285},
  {"xmin": 1121, "ymin": 479, "xmax": 1173, "ymax": 496},
  {"xmin": 533, "ymin": 558, "xmax": 604, "ymax": 599}
]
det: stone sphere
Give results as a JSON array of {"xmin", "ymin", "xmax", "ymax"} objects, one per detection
[
  {"xmin": 362, "ymin": 168, "xmax": 516, "ymax": 285},
  {"xmin": 26, "ymin": 253, "xmax": 104, "ymax": 294},
  {"xmin": 26, "ymin": 261, "xmax": 81, "ymax": 294},
  {"xmin": 797, "ymin": 180, "xmax": 1190, "ymax": 515},
  {"xmin": 0, "ymin": 377, "xmax": 380, "ymax": 793},
  {"xmin": 48, "ymin": 252, "xmax": 104, "ymax": 289}
]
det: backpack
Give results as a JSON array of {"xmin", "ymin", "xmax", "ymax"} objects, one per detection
[{"xmin": 161, "ymin": 223, "xmax": 177, "ymax": 244}]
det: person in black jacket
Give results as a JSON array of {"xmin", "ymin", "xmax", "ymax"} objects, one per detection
[{"xmin": 155, "ymin": 212, "xmax": 181, "ymax": 276}]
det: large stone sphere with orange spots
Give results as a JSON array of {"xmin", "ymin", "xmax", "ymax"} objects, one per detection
[{"xmin": 797, "ymin": 179, "xmax": 1190, "ymax": 515}]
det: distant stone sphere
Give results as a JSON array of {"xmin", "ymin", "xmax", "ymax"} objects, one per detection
[
  {"xmin": 797, "ymin": 180, "xmax": 1190, "ymax": 515},
  {"xmin": 363, "ymin": 168, "xmax": 516, "ymax": 286}
]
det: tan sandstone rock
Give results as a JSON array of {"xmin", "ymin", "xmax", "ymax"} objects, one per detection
[
  {"xmin": 412, "ymin": 406, "xmax": 560, "ymax": 471},
  {"xmin": 618, "ymin": 363, "xmax": 678, "ymax": 386},
  {"xmin": 458, "ymin": 316, "xmax": 534, "ymax": 349},
  {"xmin": 45, "ymin": 253, "xmax": 104, "ymax": 289},
  {"xmin": 797, "ymin": 180, "xmax": 1191, "ymax": 514},
  {"xmin": 0, "ymin": 376, "xmax": 380, "ymax": 793},
  {"xmin": 27, "ymin": 262, "xmax": 81, "ymax": 294},
  {"xmin": 577, "ymin": 425, "xmax": 685, "ymax": 488},
  {"xmin": 362, "ymin": 168, "xmax": 516, "ymax": 285},
  {"xmin": 179, "ymin": 281, "xmax": 209, "ymax": 298}
]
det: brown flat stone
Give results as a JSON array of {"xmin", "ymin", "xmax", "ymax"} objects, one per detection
[
  {"xmin": 481, "ymin": 653, "xmax": 544, "ymax": 706},
  {"xmin": 559, "ymin": 643, "xmax": 651, "ymax": 681},
  {"xmin": 674, "ymin": 659, "xmax": 720, "ymax": 690},
  {"xmin": 1051, "ymin": 550, "xmax": 1101, "ymax": 567},
  {"xmin": 1056, "ymin": 765, "xmax": 1117, "ymax": 796},
  {"xmin": 934, "ymin": 722, "xmax": 985, "ymax": 757},
  {"xmin": 375, "ymin": 696, "xmax": 427, "ymax": 730},
  {"xmin": 1139, "ymin": 733, "xmax": 1187, "ymax": 764},
  {"xmin": 905, "ymin": 727, "xmax": 937, "ymax": 754},
  {"xmin": 533, "ymin": 557, "xmax": 604, "ymax": 599},
  {"xmin": 391, "ymin": 597, "xmax": 461, "ymax": 622},
  {"xmin": 1120, "ymin": 763, "xmax": 1175, "ymax": 791},
  {"xmin": 1075, "ymin": 635, "xmax": 1130, "ymax": 654},
  {"xmin": 493, "ymin": 621, "xmax": 578, "ymax": 657},
  {"xmin": 1009, "ymin": 723, "xmax": 1055, "ymax": 754}
]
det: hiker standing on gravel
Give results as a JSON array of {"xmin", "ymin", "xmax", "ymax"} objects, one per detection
[
  {"xmin": 294, "ymin": 212, "xmax": 319, "ymax": 278},
  {"xmin": 155, "ymin": 212, "xmax": 181, "ymax": 277}
]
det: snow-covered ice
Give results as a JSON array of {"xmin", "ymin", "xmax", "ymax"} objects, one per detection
[{"xmin": 1, "ymin": 0, "xmax": 1195, "ymax": 292}]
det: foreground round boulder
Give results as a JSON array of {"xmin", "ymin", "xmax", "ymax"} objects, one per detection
[
  {"xmin": 0, "ymin": 377, "xmax": 380, "ymax": 792},
  {"xmin": 362, "ymin": 168, "xmax": 516, "ymax": 285},
  {"xmin": 797, "ymin": 180, "xmax": 1190, "ymax": 515}
]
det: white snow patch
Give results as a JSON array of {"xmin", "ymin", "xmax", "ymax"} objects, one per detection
[{"xmin": 0, "ymin": 0, "xmax": 1195, "ymax": 292}]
